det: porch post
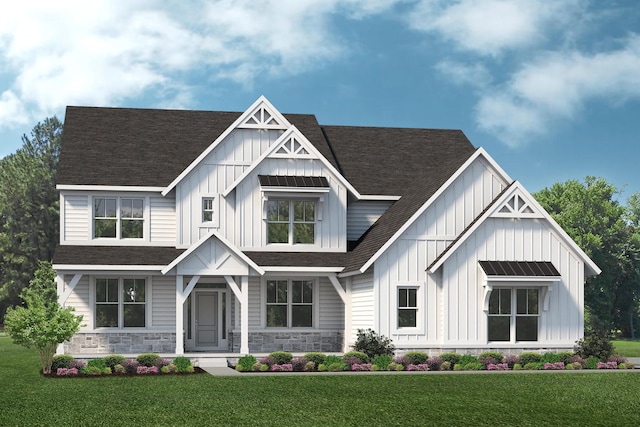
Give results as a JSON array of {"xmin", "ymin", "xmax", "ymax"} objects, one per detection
[
  {"xmin": 56, "ymin": 273, "xmax": 65, "ymax": 355},
  {"xmin": 175, "ymin": 275, "xmax": 184, "ymax": 355},
  {"xmin": 240, "ymin": 276, "xmax": 249, "ymax": 354}
]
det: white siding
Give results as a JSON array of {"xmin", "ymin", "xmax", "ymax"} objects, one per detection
[
  {"xmin": 248, "ymin": 277, "xmax": 261, "ymax": 327},
  {"xmin": 149, "ymin": 196, "xmax": 176, "ymax": 244},
  {"xmin": 317, "ymin": 277, "xmax": 344, "ymax": 329},
  {"xmin": 65, "ymin": 276, "xmax": 91, "ymax": 330},
  {"xmin": 152, "ymin": 276, "xmax": 176, "ymax": 327},
  {"xmin": 347, "ymin": 200, "xmax": 393, "ymax": 241},
  {"xmin": 350, "ymin": 272, "xmax": 374, "ymax": 339},
  {"xmin": 63, "ymin": 194, "xmax": 89, "ymax": 241}
]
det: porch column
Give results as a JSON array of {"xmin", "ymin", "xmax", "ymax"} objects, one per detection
[
  {"xmin": 56, "ymin": 273, "xmax": 65, "ymax": 355},
  {"xmin": 175, "ymin": 275, "xmax": 184, "ymax": 355}
]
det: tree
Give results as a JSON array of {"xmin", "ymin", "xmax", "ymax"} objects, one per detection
[
  {"xmin": 0, "ymin": 117, "xmax": 62, "ymax": 323},
  {"xmin": 4, "ymin": 262, "xmax": 83, "ymax": 374},
  {"xmin": 534, "ymin": 177, "xmax": 640, "ymax": 336}
]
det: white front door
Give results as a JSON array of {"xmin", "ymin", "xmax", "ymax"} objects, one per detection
[{"xmin": 195, "ymin": 292, "xmax": 218, "ymax": 348}]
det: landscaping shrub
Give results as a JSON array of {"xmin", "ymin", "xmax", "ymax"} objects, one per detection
[
  {"xmin": 518, "ymin": 352, "xmax": 541, "ymax": 365},
  {"xmin": 290, "ymin": 357, "xmax": 308, "ymax": 372},
  {"xmin": 103, "ymin": 354, "xmax": 125, "ymax": 370},
  {"xmin": 478, "ymin": 351, "xmax": 503, "ymax": 368},
  {"xmin": 372, "ymin": 354, "xmax": 392, "ymax": 371},
  {"xmin": 173, "ymin": 356, "xmax": 192, "ymax": 373},
  {"xmin": 453, "ymin": 363, "xmax": 463, "ymax": 371},
  {"xmin": 137, "ymin": 353, "xmax": 161, "ymax": 367},
  {"xmin": 303, "ymin": 352, "xmax": 325, "ymax": 368},
  {"xmin": 586, "ymin": 356, "xmax": 600, "ymax": 369},
  {"xmin": 258, "ymin": 356, "xmax": 275, "ymax": 367},
  {"xmin": 404, "ymin": 351, "xmax": 428, "ymax": 365},
  {"xmin": 458, "ymin": 354, "xmax": 478, "ymax": 366},
  {"xmin": 607, "ymin": 354, "xmax": 628, "ymax": 365},
  {"xmin": 352, "ymin": 328, "xmax": 395, "ymax": 359},
  {"xmin": 82, "ymin": 366, "xmax": 104, "ymax": 376},
  {"xmin": 342, "ymin": 351, "xmax": 370, "ymax": 364},
  {"xmin": 51, "ymin": 354, "xmax": 73, "ymax": 370},
  {"xmin": 236, "ymin": 355, "xmax": 257, "ymax": 372},
  {"xmin": 512, "ymin": 363, "xmax": 522, "ymax": 370},
  {"xmin": 439, "ymin": 352, "xmax": 461, "ymax": 366},
  {"xmin": 407, "ymin": 363, "xmax": 429, "ymax": 371},
  {"xmin": 304, "ymin": 361, "xmax": 316, "ymax": 372},
  {"xmin": 502, "ymin": 354, "xmax": 519, "ymax": 368},
  {"xmin": 556, "ymin": 352, "xmax": 574, "ymax": 365},
  {"xmin": 122, "ymin": 359, "xmax": 138, "ymax": 374},
  {"xmin": 574, "ymin": 330, "xmax": 613, "ymax": 361},
  {"xmin": 392, "ymin": 355, "xmax": 410, "ymax": 368},
  {"xmin": 426, "ymin": 356, "xmax": 442, "ymax": 371},
  {"xmin": 569, "ymin": 354, "xmax": 586, "ymax": 369},
  {"xmin": 114, "ymin": 364, "xmax": 126, "ymax": 374},
  {"xmin": 69, "ymin": 359, "xmax": 86, "ymax": 370},
  {"xmin": 523, "ymin": 362, "xmax": 540, "ymax": 370},
  {"xmin": 388, "ymin": 362, "xmax": 404, "ymax": 371},
  {"xmin": 155, "ymin": 358, "xmax": 172, "ymax": 368},
  {"xmin": 86, "ymin": 358, "xmax": 107, "ymax": 370},
  {"xmin": 440, "ymin": 361, "xmax": 452, "ymax": 371},
  {"xmin": 540, "ymin": 352, "xmax": 560, "ymax": 364},
  {"xmin": 269, "ymin": 351, "xmax": 293, "ymax": 365},
  {"xmin": 463, "ymin": 362, "xmax": 482, "ymax": 371}
]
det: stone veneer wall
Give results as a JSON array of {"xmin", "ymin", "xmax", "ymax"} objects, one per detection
[
  {"xmin": 230, "ymin": 331, "xmax": 344, "ymax": 353},
  {"xmin": 63, "ymin": 333, "xmax": 176, "ymax": 355}
]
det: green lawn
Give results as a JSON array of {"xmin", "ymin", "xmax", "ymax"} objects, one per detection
[
  {"xmin": 613, "ymin": 339, "xmax": 640, "ymax": 357},
  {"xmin": 1, "ymin": 337, "xmax": 639, "ymax": 427}
]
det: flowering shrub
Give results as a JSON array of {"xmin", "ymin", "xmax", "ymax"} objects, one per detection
[
  {"xmin": 426, "ymin": 356, "xmax": 443, "ymax": 371},
  {"xmin": 407, "ymin": 363, "xmax": 429, "ymax": 371},
  {"xmin": 136, "ymin": 366, "xmax": 159, "ymax": 374},
  {"xmin": 502, "ymin": 355, "xmax": 519, "ymax": 369},
  {"xmin": 487, "ymin": 363, "xmax": 509, "ymax": 371},
  {"xmin": 351, "ymin": 363, "xmax": 372, "ymax": 371},
  {"xmin": 392, "ymin": 355, "xmax": 410, "ymax": 369},
  {"xmin": 290, "ymin": 357, "xmax": 308, "ymax": 372},
  {"xmin": 271, "ymin": 364, "xmax": 293, "ymax": 372},
  {"xmin": 56, "ymin": 367, "xmax": 79, "ymax": 376},
  {"xmin": 597, "ymin": 361, "xmax": 618, "ymax": 370},
  {"xmin": 69, "ymin": 359, "xmax": 87, "ymax": 370},
  {"xmin": 543, "ymin": 362, "xmax": 565, "ymax": 370}
]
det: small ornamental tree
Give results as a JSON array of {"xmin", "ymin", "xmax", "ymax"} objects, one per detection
[{"xmin": 4, "ymin": 262, "xmax": 83, "ymax": 374}]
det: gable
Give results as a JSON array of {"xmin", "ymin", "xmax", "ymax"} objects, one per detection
[{"xmin": 174, "ymin": 238, "xmax": 251, "ymax": 276}]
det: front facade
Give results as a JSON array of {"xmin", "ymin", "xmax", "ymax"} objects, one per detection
[{"xmin": 53, "ymin": 97, "xmax": 599, "ymax": 356}]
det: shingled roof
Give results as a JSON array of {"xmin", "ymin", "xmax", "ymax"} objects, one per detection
[{"xmin": 56, "ymin": 105, "xmax": 477, "ymax": 273}]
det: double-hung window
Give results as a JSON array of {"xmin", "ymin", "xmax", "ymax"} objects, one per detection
[
  {"xmin": 398, "ymin": 287, "xmax": 418, "ymax": 328},
  {"xmin": 95, "ymin": 278, "xmax": 146, "ymax": 328},
  {"xmin": 202, "ymin": 197, "xmax": 215, "ymax": 223},
  {"xmin": 267, "ymin": 200, "xmax": 315, "ymax": 244},
  {"xmin": 266, "ymin": 279, "xmax": 314, "ymax": 328},
  {"xmin": 488, "ymin": 288, "xmax": 539, "ymax": 342},
  {"xmin": 93, "ymin": 197, "xmax": 144, "ymax": 239}
]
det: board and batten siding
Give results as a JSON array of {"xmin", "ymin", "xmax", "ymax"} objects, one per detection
[
  {"xmin": 62, "ymin": 194, "xmax": 89, "ymax": 241},
  {"xmin": 151, "ymin": 275, "xmax": 176, "ymax": 327},
  {"xmin": 350, "ymin": 272, "xmax": 374, "ymax": 340},
  {"xmin": 347, "ymin": 200, "xmax": 393, "ymax": 241},
  {"xmin": 64, "ymin": 275, "xmax": 91, "ymax": 330},
  {"xmin": 441, "ymin": 217, "xmax": 584, "ymax": 346},
  {"xmin": 235, "ymin": 158, "xmax": 347, "ymax": 251}
]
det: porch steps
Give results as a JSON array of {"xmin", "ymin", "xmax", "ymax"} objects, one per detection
[{"xmin": 194, "ymin": 357, "xmax": 229, "ymax": 368}]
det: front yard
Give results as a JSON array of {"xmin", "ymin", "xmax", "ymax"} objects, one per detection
[{"xmin": 1, "ymin": 337, "xmax": 639, "ymax": 426}]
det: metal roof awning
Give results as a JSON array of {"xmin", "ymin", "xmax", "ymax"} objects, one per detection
[{"xmin": 479, "ymin": 261, "xmax": 560, "ymax": 278}]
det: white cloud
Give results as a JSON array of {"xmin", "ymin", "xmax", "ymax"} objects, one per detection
[
  {"xmin": 0, "ymin": 90, "xmax": 28, "ymax": 128},
  {"xmin": 434, "ymin": 60, "xmax": 492, "ymax": 89},
  {"xmin": 409, "ymin": 0, "xmax": 583, "ymax": 56}
]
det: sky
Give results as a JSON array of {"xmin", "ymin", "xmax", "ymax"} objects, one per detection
[{"xmin": 1, "ymin": 0, "xmax": 639, "ymax": 197}]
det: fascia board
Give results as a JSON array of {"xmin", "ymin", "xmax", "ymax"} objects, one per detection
[
  {"xmin": 52, "ymin": 264, "xmax": 165, "ymax": 272},
  {"xmin": 161, "ymin": 96, "xmax": 292, "ymax": 197},
  {"xmin": 57, "ymin": 185, "xmax": 165, "ymax": 192}
]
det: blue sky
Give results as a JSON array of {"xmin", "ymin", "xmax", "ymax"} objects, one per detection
[{"xmin": 1, "ymin": 0, "xmax": 639, "ymax": 197}]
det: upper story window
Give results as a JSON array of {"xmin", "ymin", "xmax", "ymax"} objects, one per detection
[
  {"xmin": 93, "ymin": 197, "xmax": 144, "ymax": 239},
  {"xmin": 267, "ymin": 200, "xmax": 315, "ymax": 244},
  {"xmin": 202, "ymin": 197, "xmax": 215, "ymax": 223}
]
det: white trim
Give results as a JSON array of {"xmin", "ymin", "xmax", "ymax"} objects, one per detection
[
  {"xmin": 161, "ymin": 229, "xmax": 265, "ymax": 275},
  {"xmin": 52, "ymin": 264, "xmax": 165, "ymax": 272},
  {"xmin": 262, "ymin": 267, "xmax": 344, "ymax": 273},
  {"xmin": 358, "ymin": 195, "xmax": 401, "ymax": 201},
  {"xmin": 428, "ymin": 181, "xmax": 601, "ymax": 276},
  {"xmin": 327, "ymin": 274, "xmax": 347, "ymax": 303},
  {"xmin": 59, "ymin": 274, "xmax": 83, "ymax": 304},
  {"xmin": 57, "ymin": 185, "xmax": 165, "ymax": 192},
  {"xmin": 162, "ymin": 96, "xmax": 291, "ymax": 196}
]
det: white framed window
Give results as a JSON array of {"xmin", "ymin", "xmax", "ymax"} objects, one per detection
[
  {"xmin": 95, "ymin": 278, "xmax": 146, "ymax": 328},
  {"xmin": 488, "ymin": 288, "xmax": 539, "ymax": 342},
  {"xmin": 202, "ymin": 197, "xmax": 215, "ymax": 223},
  {"xmin": 266, "ymin": 199, "xmax": 316, "ymax": 244},
  {"xmin": 93, "ymin": 197, "xmax": 145, "ymax": 239},
  {"xmin": 398, "ymin": 287, "xmax": 418, "ymax": 328},
  {"xmin": 265, "ymin": 279, "xmax": 314, "ymax": 328}
]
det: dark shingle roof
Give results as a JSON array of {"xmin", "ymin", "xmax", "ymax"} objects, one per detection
[
  {"xmin": 244, "ymin": 252, "xmax": 346, "ymax": 268},
  {"xmin": 52, "ymin": 246, "xmax": 185, "ymax": 266},
  {"xmin": 479, "ymin": 261, "xmax": 560, "ymax": 277}
]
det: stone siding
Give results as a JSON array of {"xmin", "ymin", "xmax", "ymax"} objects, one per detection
[
  {"xmin": 230, "ymin": 331, "xmax": 343, "ymax": 353},
  {"xmin": 63, "ymin": 333, "xmax": 176, "ymax": 355}
]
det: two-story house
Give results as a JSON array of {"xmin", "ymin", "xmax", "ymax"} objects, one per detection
[{"xmin": 53, "ymin": 96, "xmax": 599, "ymax": 357}]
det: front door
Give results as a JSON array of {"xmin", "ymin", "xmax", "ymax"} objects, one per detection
[{"xmin": 195, "ymin": 292, "xmax": 218, "ymax": 348}]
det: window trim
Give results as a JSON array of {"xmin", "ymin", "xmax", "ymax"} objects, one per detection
[
  {"xmin": 93, "ymin": 276, "xmax": 149, "ymax": 330},
  {"xmin": 199, "ymin": 194, "xmax": 219, "ymax": 227},
  {"xmin": 91, "ymin": 195, "xmax": 148, "ymax": 241},
  {"xmin": 265, "ymin": 198, "xmax": 319, "ymax": 245},
  {"xmin": 262, "ymin": 277, "xmax": 317, "ymax": 329},
  {"xmin": 487, "ymin": 286, "xmax": 541, "ymax": 343},
  {"xmin": 393, "ymin": 284, "xmax": 424, "ymax": 334}
]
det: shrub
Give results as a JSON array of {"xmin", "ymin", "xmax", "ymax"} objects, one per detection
[
  {"xmin": 426, "ymin": 356, "xmax": 442, "ymax": 371},
  {"xmin": 513, "ymin": 363, "xmax": 522, "ymax": 371},
  {"xmin": 82, "ymin": 366, "xmax": 103, "ymax": 375},
  {"xmin": 102, "ymin": 367, "xmax": 112, "ymax": 375},
  {"xmin": 323, "ymin": 355, "xmax": 342, "ymax": 366},
  {"xmin": 518, "ymin": 352, "xmax": 541, "ymax": 365},
  {"xmin": 137, "ymin": 366, "xmax": 159, "ymax": 374},
  {"xmin": 392, "ymin": 355, "xmax": 410, "ymax": 368},
  {"xmin": 290, "ymin": 357, "xmax": 308, "ymax": 372},
  {"xmin": 103, "ymin": 354, "xmax": 125, "ymax": 370},
  {"xmin": 303, "ymin": 352, "xmax": 325, "ymax": 369},
  {"xmin": 271, "ymin": 364, "xmax": 293, "ymax": 372},
  {"xmin": 403, "ymin": 351, "xmax": 428, "ymax": 365},
  {"xmin": 114, "ymin": 364, "xmax": 126, "ymax": 374},
  {"xmin": 342, "ymin": 351, "xmax": 370, "ymax": 364},
  {"xmin": 137, "ymin": 353, "xmax": 161, "ymax": 367},
  {"xmin": 407, "ymin": 363, "xmax": 429, "ymax": 371},
  {"xmin": 568, "ymin": 354, "xmax": 586, "ymax": 369},
  {"xmin": 478, "ymin": 351, "xmax": 504, "ymax": 368},
  {"xmin": 304, "ymin": 361, "xmax": 316, "ymax": 372},
  {"xmin": 439, "ymin": 352, "xmax": 461, "ymax": 366},
  {"xmin": 453, "ymin": 363, "xmax": 463, "ymax": 371},
  {"xmin": 543, "ymin": 362, "xmax": 565, "ymax": 370},
  {"xmin": 586, "ymin": 356, "xmax": 600, "ymax": 370},
  {"xmin": 155, "ymin": 358, "xmax": 172, "ymax": 369},
  {"xmin": 329, "ymin": 362, "xmax": 349, "ymax": 372},
  {"xmin": 597, "ymin": 361, "xmax": 618, "ymax": 369},
  {"xmin": 51, "ymin": 354, "xmax": 74, "ymax": 370},
  {"xmin": 56, "ymin": 367, "xmax": 79, "ymax": 376},
  {"xmin": 540, "ymin": 352, "xmax": 560, "ymax": 364},
  {"xmin": 352, "ymin": 328, "xmax": 395, "ymax": 359},
  {"xmin": 86, "ymin": 358, "xmax": 107, "ymax": 370},
  {"xmin": 269, "ymin": 351, "xmax": 293, "ymax": 365},
  {"xmin": 568, "ymin": 362, "xmax": 583, "ymax": 370},
  {"xmin": 235, "ymin": 355, "xmax": 257, "ymax": 372},
  {"xmin": 69, "ymin": 359, "xmax": 86, "ymax": 370},
  {"xmin": 160, "ymin": 365, "xmax": 171, "ymax": 374},
  {"xmin": 502, "ymin": 354, "xmax": 519, "ymax": 369},
  {"xmin": 565, "ymin": 363, "xmax": 574, "ymax": 370},
  {"xmin": 122, "ymin": 359, "xmax": 138, "ymax": 374},
  {"xmin": 487, "ymin": 363, "xmax": 509, "ymax": 371},
  {"xmin": 372, "ymin": 354, "xmax": 393, "ymax": 371},
  {"xmin": 574, "ymin": 330, "xmax": 613, "ymax": 361},
  {"xmin": 608, "ymin": 354, "xmax": 628, "ymax": 365},
  {"xmin": 388, "ymin": 362, "xmax": 404, "ymax": 371},
  {"xmin": 523, "ymin": 362, "xmax": 540, "ymax": 370},
  {"xmin": 440, "ymin": 361, "xmax": 452, "ymax": 371},
  {"xmin": 556, "ymin": 352, "xmax": 574, "ymax": 365},
  {"xmin": 184, "ymin": 365, "xmax": 195, "ymax": 373},
  {"xmin": 258, "ymin": 356, "xmax": 275, "ymax": 368},
  {"xmin": 458, "ymin": 354, "xmax": 478, "ymax": 366},
  {"xmin": 463, "ymin": 362, "xmax": 481, "ymax": 371},
  {"xmin": 173, "ymin": 356, "xmax": 192, "ymax": 373},
  {"xmin": 351, "ymin": 363, "xmax": 372, "ymax": 371}
]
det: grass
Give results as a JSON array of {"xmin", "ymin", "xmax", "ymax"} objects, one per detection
[
  {"xmin": 613, "ymin": 339, "xmax": 640, "ymax": 357},
  {"xmin": 1, "ymin": 337, "xmax": 639, "ymax": 426}
]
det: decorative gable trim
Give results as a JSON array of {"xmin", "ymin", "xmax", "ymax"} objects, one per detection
[
  {"xmin": 221, "ymin": 125, "xmax": 360, "ymax": 198},
  {"xmin": 427, "ymin": 181, "xmax": 601, "ymax": 276},
  {"xmin": 161, "ymin": 229, "xmax": 264, "ymax": 275},
  {"xmin": 161, "ymin": 96, "xmax": 291, "ymax": 196},
  {"xmin": 493, "ymin": 192, "xmax": 542, "ymax": 218}
]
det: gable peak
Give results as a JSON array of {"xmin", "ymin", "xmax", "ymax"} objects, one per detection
[
  {"xmin": 238, "ymin": 96, "xmax": 289, "ymax": 130},
  {"xmin": 492, "ymin": 186, "xmax": 542, "ymax": 219}
]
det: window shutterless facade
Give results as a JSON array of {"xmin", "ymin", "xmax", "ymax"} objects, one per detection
[
  {"xmin": 266, "ymin": 279, "xmax": 314, "ymax": 328},
  {"xmin": 93, "ymin": 197, "xmax": 144, "ymax": 239},
  {"xmin": 488, "ymin": 288, "xmax": 539, "ymax": 342},
  {"xmin": 267, "ymin": 199, "xmax": 315, "ymax": 244},
  {"xmin": 95, "ymin": 278, "xmax": 146, "ymax": 328},
  {"xmin": 398, "ymin": 287, "xmax": 418, "ymax": 328}
]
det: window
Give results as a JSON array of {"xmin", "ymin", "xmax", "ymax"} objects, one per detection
[
  {"xmin": 202, "ymin": 197, "xmax": 215, "ymax": 223},
  {"xmin": 266, "ymin": 279, "xmax": 314, "ymax": 327},
  {"xmin": 93, "ymin": 197, "xmax": 144, "ymax": 239},
  {"xmin": 95, "ymin": 278, "xmax": 146, "ymax": 328},
  {"xmin": 267, "ymin": 200, "xmax": 315, "ymax": 244},
  {"xmin": 488, "ymin": 288, "xmax": 539, "ymax": 342},
  {"xmin": 398, "ymin": 287, "xmax": 418, "ymax": 328}
]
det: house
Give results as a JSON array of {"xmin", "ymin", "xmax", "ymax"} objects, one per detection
[{"xmin": 52, "ymin": 96, "xmax": 600, "ymax": 357}]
